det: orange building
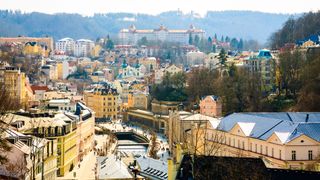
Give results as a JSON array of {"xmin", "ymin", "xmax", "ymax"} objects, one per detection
[{"xmin": 199, "ymin": 95, "xmax": 222, "ymax": 117}]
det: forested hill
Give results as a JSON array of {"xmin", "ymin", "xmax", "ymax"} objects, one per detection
[
  {"xmin": 0, "ymin": 10, "xmax": 294, "ymax": 43},
  {"xmin": 269, "ymin": 11, "xmax": 320, "ymax": 48}
]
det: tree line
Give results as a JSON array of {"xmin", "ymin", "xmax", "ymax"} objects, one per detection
[
  {"xmin": 269, "ymin": 11, "xmax": 320, "ymax": 48},
  {"xmin": 151, "ymin": 47, "xmax": 320, "ymax": 114}
]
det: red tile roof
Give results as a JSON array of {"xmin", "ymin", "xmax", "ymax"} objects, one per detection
[{"xmin": 30, "ymin": 85, "xmax": 49, "ymax": 94}]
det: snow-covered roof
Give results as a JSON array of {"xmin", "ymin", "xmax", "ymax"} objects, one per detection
[
  {"xmin": 97, "ymin": 155, "xmax": 132, "ymax": 179},
  {"xmin": 58, "ymin": 37, "xmax": 74, "ymax": 42},
  {"xmin": 237, "ymin": 122, "xmax": 255, "ymax": 136},
  {"xmin": 218, "ymin": 112, "xmax": 320, "ymax": 143}
]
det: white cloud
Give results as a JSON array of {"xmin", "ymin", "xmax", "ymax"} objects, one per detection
[{"xmin": 0, "ymin": 0, "xmax": 319, "ymax": 16}]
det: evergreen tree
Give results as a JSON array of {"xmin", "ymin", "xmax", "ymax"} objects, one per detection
[
  {"xmin": 219, "ymin": 48, "xmax": 227, "ymax": 65},
  {"xmin": 225, "ymin": 36, "xmax": 230, "ymax": 42},
  {"xmin": 221, "ymin": 35, "xmax": 224, "ymax": 42},
  {"xmin": 194, "ymin": 35, "xmax": 200, "ymax": 46},
  {"xmin": 238, "ymin": 38, "xmax": 244, "ymax": 50},
  {"xmin": 189, "ymin": 33, "xmax": 193, "ymax": 45},
  {"xmin": 105, "ymin": 39, "xmax": 114, "ymax": 50},
  {"xmin": 230, "ymin": 38, "xmax": 239, "ymax": 50}
]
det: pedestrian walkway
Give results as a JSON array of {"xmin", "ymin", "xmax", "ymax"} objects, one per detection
[{"xmin": 57, "ymin": 151, "xmax": 96, "ymax": 180}]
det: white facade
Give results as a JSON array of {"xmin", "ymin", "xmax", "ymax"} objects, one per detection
[
  {"xmin": 55, "ymin": 38, "xmax": 94, "ymax": 57},
  {"xmin": 119, "ymin": 25, "xmax": 205, "ymax": 45},
  {"xmin": 62, "ymin": 60, "xmax": 69, "ymax": 79},
  {"xmin": 55, "ymin": 38, "xmax": 75, "ymax": 55},
  {"xmin": 186, "ymin": 51, "xmax": 206, "ymax": 66},
  {"xmin": 41, "ymin": 65, "xmax": 57, "ymax": 80},
  {"xmin": 205, "ymin": 53, "xmax": 220, "ymax": 69},
  {"xmin": 74, "ymin": 39, "xmax": 95, "ymax": 57}
]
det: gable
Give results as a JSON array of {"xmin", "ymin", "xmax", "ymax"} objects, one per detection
[
  {"xmin": 200, "ymin": 96, "xmax": 212, "ymax": 106},
  {"xmin": 266, "ymin": 132, "xmax": 286, "ymax": 145},
  {"xmin": 286, "ymin": 134, "xmax": 319, "ymax": 146},
  {"xmin": 229, "ymin": 123, "xmax": 246, "ymax": 136}
]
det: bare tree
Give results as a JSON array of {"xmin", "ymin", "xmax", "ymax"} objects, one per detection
[
  {"xmin": 0, "ymin": 83, "xmax": 20, "ymax": 164},
  {"xmin": 189, "ymin": 121, "xmax": 225, "ymax": 156},
  {"xmin": 4, "ymin": 155, "xmax": 29, "ymax": 180},
  {"xmin": 149, "ymin": 133, "xmax": 159, "ymax": 159}
]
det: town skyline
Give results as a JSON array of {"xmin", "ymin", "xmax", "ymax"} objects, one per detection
[{"xmin": 0, "ymin": 1, "xmax": 319, "ymax": 179}]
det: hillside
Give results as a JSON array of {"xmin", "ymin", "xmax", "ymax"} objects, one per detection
[
  {"xmin": 0, "ymin": 10, "xmax": 295, "ymax": 43},
  {"xmin": 269, "ymin": 11, "xmax": 320, "ymax": 48}
]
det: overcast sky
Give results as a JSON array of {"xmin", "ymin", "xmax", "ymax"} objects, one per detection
[{"xmin": 1, "ymin": 0, "xmax": 319, "ymax": 16}]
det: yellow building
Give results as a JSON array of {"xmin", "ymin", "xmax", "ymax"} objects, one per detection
[
  {"xmin": 0, "ymin": 37, "xmax": 53, "ymax": 51},
  {"xmin": 168, "ymin": 144, "xmax": 185, "ymax": 180},
  {"xmin": 84, "ymin": 85, "xmax": 119, "ymax": 120},
  {"xmin": 22, "ymin": 42, "xmax": 51, "ymax": 57},
  {"xmin": 56, "ymin": 62, "xmax": 63, "ymax": 80},
  {"xmin": 23, "ymin": 42, "xmax": 40, "ymax": 55},
  {"xmin": 91, "ymin": 44, "xmax": 102, "ymax": 57},
  {"xmin": 2, "ymin": 128, "xmax": 58, "ymax": 180},
  {"xmin": 54, "ymin": 125, "xmax": 78, "ymax": 177},
  {"xmin": 7, "ymin": 112, "xmax": 79, "ymax": 177},
  {"xmin": 33, "ymin": 138, "xmax": 58, "ymax": 180},
  {"xmin": 0, "ymin": 66, "xmax": 28, "ymax": 108},
  {"xmin": 301, "ymin": 40, "xmax": 316, "ymax": 48}
]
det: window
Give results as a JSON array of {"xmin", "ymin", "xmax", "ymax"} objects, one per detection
[
  {"xmin": 255, "ymin": 144, "xmax": 257, "ymax": 152},
  {"xmin": 249, "ymin": 143, "xmax": 252, "ymax": 151},
  {"xmin": 238, "ymin": 139, "xmax": 240, "ymax": 148},
  {"xmin": 242, "ymin": 141, "xmax": 245, "ymax": 150},
  {"xmin": 279, "ymin": 150, "xmax": 282, "ymax": 159},
  {"xmin": 272, "ymin": 148, "xmax": 274, "ymax": 157},
  {"xmin": 260, "ymin": 145, "xmax": 263, "ymax": 154},
  {"xmin": 233, "ymin": 138, "xmax": 235, "ymax": 147},
  {"xmin": 266, "ymin": 146, "xmax": 268, "ymax": 155},
  {"xmin": 47, "ymin": 142, "xmax": 50, "ymax": 157},
  {"xmin": 308, "ymin": 150, "xmax": 313, "ymax": 160},
  {"xmin": 292, "ymin": 151, "xmax": 296, "ymax": 160},
  {"xmin": 228, "ymin": 137, "xmax": 231, "ymax": 145}
]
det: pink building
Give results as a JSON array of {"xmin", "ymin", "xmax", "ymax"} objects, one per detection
[{"xmin": 200, "ymin": 95, "xmax": 222, "ymax": 117}]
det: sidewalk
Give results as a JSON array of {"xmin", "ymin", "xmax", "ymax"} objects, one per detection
[{"xmin": 57, "ymin": 151, "xmax": 96, "ymax": 180}]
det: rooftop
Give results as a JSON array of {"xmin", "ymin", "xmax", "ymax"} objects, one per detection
[
  {"xmin": 97, "ymin": 155, "xmax": 132, "ymax": 179},
  {"xmin": 218, "ymin": 112, "xmax": 320, "ymax": 143},
  {"xmin": 136, "ymin": 156, "xmax": 168, "ymax": 180}
]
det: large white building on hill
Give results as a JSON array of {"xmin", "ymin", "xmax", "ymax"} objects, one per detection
[{"xmin": 119, "ymin": 25, "xmax": 205, "ymax": 45}]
